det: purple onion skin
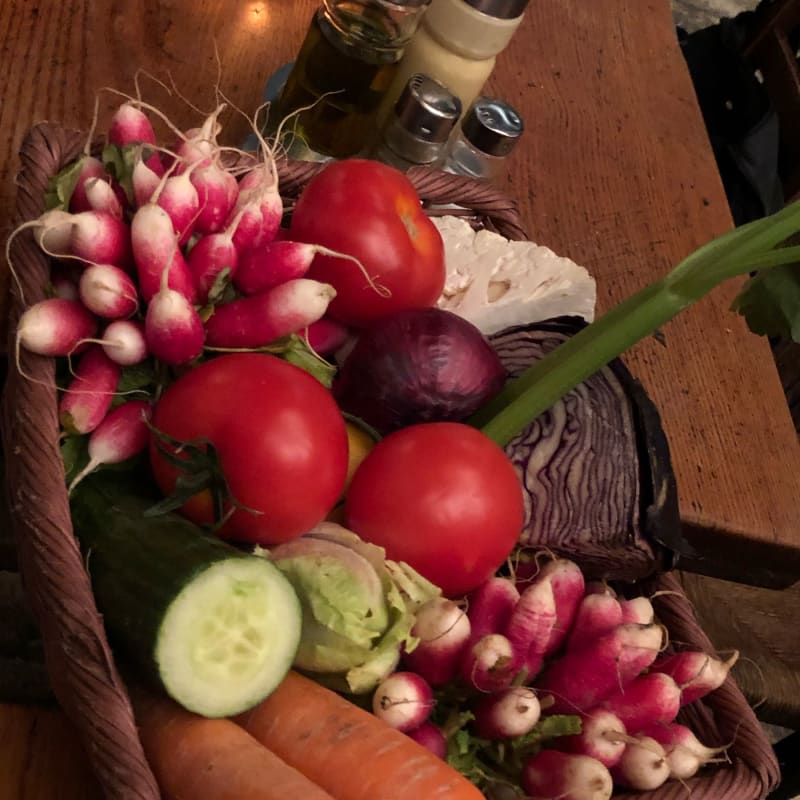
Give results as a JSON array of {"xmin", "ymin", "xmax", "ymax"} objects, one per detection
[{"xmin": 333, "ymin": 308, "xmax": 506, "ymax": 435}]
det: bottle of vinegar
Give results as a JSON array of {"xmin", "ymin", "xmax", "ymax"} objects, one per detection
[{"xmin": 274, "ymin": 0, "xmax": 432, "ymax": 160}]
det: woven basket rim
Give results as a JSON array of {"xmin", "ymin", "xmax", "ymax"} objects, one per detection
[{"xmin": 0, "ymin": 121, "xmax": 781, "ymax": 800}]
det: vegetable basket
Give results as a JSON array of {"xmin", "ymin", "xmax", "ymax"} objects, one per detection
[{"xmin": 1, "ymin": 123, "xmax": 780, "ymax": 800}]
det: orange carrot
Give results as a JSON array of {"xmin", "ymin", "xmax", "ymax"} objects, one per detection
[
  {"xmin": 132, "ymin": 687, "xmax": 336, "ymax": 800},
  {"xmin": 235, "ymin": 671, "xmax": 486, "ymax": 800}
]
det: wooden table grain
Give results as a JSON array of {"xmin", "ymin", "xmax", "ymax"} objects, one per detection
[{"xmin": 1, "ymin": 0, "xmax": 799, "ymax": 796}]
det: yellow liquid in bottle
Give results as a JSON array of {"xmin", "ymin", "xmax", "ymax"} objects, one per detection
[{"xmin": 275, "ymin": 10, "xmax": 401, "ymax": 159}]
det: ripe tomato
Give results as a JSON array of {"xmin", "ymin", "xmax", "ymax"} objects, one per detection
[
  {"xmin": 344, "ymin": 422, "xmax": 524, "ymax": 597},
  {"xmin": 150, "ymin": 354, "xmax": 348, "ymax": 545},
  {"xmin": 290, "ymin": 159, "xmax": 446, "ymax": 327}
]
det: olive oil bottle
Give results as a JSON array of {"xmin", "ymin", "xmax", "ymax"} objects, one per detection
[{"xmin": 274, "ymin": 1, "xmax": 431, "ymax": 160}]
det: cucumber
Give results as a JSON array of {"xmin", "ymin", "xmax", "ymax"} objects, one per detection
[{"xmin": 70, "ymin": 474, "xmax": 301, "ymax": 717}]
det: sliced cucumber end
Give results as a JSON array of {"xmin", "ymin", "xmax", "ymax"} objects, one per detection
[{"xmin": 155, "ymin": 556, "xmax": 301, "ymax": 718}]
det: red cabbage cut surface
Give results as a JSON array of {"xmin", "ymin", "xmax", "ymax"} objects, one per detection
[{"xmin": 490, "ymin": 318, "xmax": 680, "ymax": 580}]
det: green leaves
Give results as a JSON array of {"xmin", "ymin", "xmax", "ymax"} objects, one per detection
[
  {"xmin": 45, "ymin": 158, "xmax": 85, "ymax": 212},
  {"xmin": 144, "ymin": 423, "xmax": 261, "ymax": 530},
  {"xmin": 102, "ymin": 143, "xmax": 153, "ymax": 206},
  {"xmin": 430, "ymin": 683, "xmax": 581, "ymax": 795},
  {"xmin": 732, "ymin": 263, "xmax": 800, "ymax": 341}
]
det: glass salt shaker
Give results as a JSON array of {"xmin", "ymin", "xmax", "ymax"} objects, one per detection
[
  {"xmin": 443, "ymin": 96, "xmax": 524, "ymax": 180},
  {"xmin": 373, "ymin": 74, "xmax": 462, "ymax": 171}
]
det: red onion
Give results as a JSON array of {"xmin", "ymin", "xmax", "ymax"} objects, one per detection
[{"xmin": 333, "ymin": 308, "xmax": 505, "ymax": 434}]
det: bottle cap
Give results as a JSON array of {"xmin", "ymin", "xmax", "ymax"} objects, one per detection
[
  {"xmin": 460, "ymin": 97, "xmax": 524, "ymax": 157},
  {"xmin": 393, "ymin": 74, "xmax": 462, "ymax": 143},
  {"xmin": 462, "ymin": 0, "xmax": 530, "ymax": 19}
]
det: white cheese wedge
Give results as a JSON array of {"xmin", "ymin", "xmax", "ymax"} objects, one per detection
[{"xmin": 433, "ymin": 216, "xmax": 597, "ymax": 335}]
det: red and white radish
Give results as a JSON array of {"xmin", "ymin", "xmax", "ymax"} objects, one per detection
[
  {"xmin": 611, "ymin": 736, "xmax": 671, "ymax": 791},
  {"xmin": 108, "ymin": 102, "xmax": 157, "ymax": 147},
  {"xmin": 156, "ymin": 167, "xmax": 201, "ymax": 245},
  {"xmin": 16, "ymin": 298, "xmax": 96, "ymax": 357},
  {"xmin": 68, "ymin": 156, "xmax": 107, "ymax": 214},
  {"xmin": 538, "ymin": 557, "xmax": 585, "ymax": 655},
  {"xmin": 145, "ymin": 285, "xmax": 204, "ymax": 366},
  {"xmin": 186, "ymin": 213, "xmax": 242, "ymax": 304},
  {"xmin": 227, "ymin": 162, "xmax": 282, "ymax": 252},
  {"xmin": 78, "ymin": 264, "xmax": 138, "ymax": 319},
  {"xmin": 131, "ymin": 203, "xmax": 196, "ymax": 303},
  {"xmin": 402, "ymin": 596, "xmax": 471, "ymax": 687},
  {"xmin": 472, "ymin": 686, "xmax": 541, "ymax": 740},
  {"xmin": 132, "ymin": 156, "xmax": 161, "ymax": 208},
  {"xmin": 598, "ymin": 672, "xmax": 681, "ymax": 733},
  {"xmin": 84, "ymin": 177, "xmax": 124, "ymax": 219},
  {"xmin": 32, "ymin": 210, "xmax": 74, "ymax": 257},
  {"xmin": 406, "ymin": 722, "xmax": 447, "ymax": 760},
  {"xmin": 175, "ymin": 106, "xmax": 224, "ymax": 170},
  {"xmin": 191, "ymin": 161, "xmax": 239, "ymax": 235},
  {"xmin": 460, "ymin": 633, "xmax": 515, "ymax": 693},
  {"xmin": 653, "ymin": 650, "xmax": 739, "ymax": 705},
  {"xmin": 538, "ymin": 622, "xmax": 664, "ymax": 714},
  {"xmin": 565, "ymin": 592, "xmax": 624, "ymax": 652},
  {"xmin": 204, "ymin": 279, "xmax": 336, "ymax": 349},
  {"xmin": 235, "ymin": 240, "xmax": 380, "ymax": 297},
  {"xmin": 304, "ymin": 317, "xmax": 350, "ymax": 356},
  {"xmin": 70, "ymin": 210, "xmax": 133, "ymax": 271},
  {"xmin": 58, "ymin": 345, "xmax": 121, "ymax": 435},
  {"xmin": 100, "ymin": 320, "xmax": 148, "ymax": 366},
  {"xmin": 67, "ymin": 399, "xmax": 152, "ymax": 492},
  {"xmin": 638, "ymin": 722, "xmax": 726, "ymax": 780},
  {"xmin": 466, "ymin": 577, "xmax": 520, "ymax": 644},
  {"xmin": 557, "ymin": 710, "xmax": 628, "ymax": 769},
  {"xmin": 619, "ymin": 596, "xmax": 655, "ymax": 625},
  {"xmin": 371, "ymin": 672, "xmax": 434, "ymax": 733},
  {"xmin": 504, "ymin": 575, "xmax": 556, "ymax": 679},
  {"xmin": 522, "ymin": 750, "xmax": 613, "ymax": 800}
]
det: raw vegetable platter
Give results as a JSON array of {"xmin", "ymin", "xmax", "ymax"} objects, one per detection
[{"xmin": 0, "ymin": 100, "xmax": 784, "ymax": 800}]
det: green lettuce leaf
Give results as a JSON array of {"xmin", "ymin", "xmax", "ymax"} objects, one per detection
[{"xmin": 264, "ymin": 523, "xmax": 440, "ymax": 694}]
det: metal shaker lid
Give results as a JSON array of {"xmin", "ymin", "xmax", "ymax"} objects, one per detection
[
  {"xmin": 461, "ymin": 0, "xmax": 530, "ymax": 19},
  {"xmin": 460, "ymin": 96, "xmax": 524, "ymax": 157},
  {"xmin": 393, "ymin": 74, "xmax": 462, "ymax": 143}
]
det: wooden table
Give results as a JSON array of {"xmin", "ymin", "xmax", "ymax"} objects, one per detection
[{"xmin": 1, "ymin": 0, "xmax": 799, "ymax": 796}]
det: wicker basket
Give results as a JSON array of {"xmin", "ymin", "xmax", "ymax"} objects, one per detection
[{"xmin": 0, "ymin": 123, "xmax": 781, "ymax": 800}]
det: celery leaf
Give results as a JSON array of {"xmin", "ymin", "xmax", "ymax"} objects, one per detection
[{"xmin": 731, "ymin": 264, "xmax": 800, "ymax": 341}]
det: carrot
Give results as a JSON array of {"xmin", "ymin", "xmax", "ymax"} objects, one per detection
[
  {"xmin": 236, "ymin": 671, "xmax": 486, "ymax": 800},
  {"xmin": 132, "ymin": 687, "xmax": 336, "ymax": 800}
]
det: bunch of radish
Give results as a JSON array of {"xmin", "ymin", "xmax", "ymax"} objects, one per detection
[
  {"xmin": 370, "ymin": 554, "xmax": 737, "ymax": 799},
  {"xmin": 12, "ymin": 98, "xmax": 353, "ymax": 489}
]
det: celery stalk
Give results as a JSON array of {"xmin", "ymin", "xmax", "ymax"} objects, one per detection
[{"xmin": 473, "ymin": 201, "xmax": 800, "ymax": 446}]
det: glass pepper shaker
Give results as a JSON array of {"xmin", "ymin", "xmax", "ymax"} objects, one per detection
[
  {"xmin": 443, "ymin": 96, "xmax": 524, "ymax": 180},
  {"xmin": 273, "ymin": 0, "xmax": 432, "ymax": 161},
  {"xmin": 373, "ymin": 74, "xmax": 462, "ymax": 171}
]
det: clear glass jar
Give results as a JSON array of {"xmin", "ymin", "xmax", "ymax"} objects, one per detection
[
  {"xmin": 443, "ymin": 95, "xmax": 524, "ymax": 179},
  {"xmin": 376, "ymin": 0, "xmax": 530, "ymax": 127},
  {"xmin": 273, "ymin": 0, "xmax": 432, "ymax": 160},
  {"xmin": 373, "ymin": 74, "xmax": 462, "ymax": 170}
]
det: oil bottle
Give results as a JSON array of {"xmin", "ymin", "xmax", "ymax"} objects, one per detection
[{"xmin": 273, "ymin": 1, "xmax": 432, "ymax": 160}]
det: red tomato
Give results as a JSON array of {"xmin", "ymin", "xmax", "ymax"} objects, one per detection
[
  {"xmin": 344, "ymin": 422, "xmax": 524, "ymax": 597},
  {"xmin": 150, "ymin": 354, "xmax": 348, "ymax": 545},
  {"xmin": 290, "ymin": 159, "xmax": 446, "ymax": 327}
]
